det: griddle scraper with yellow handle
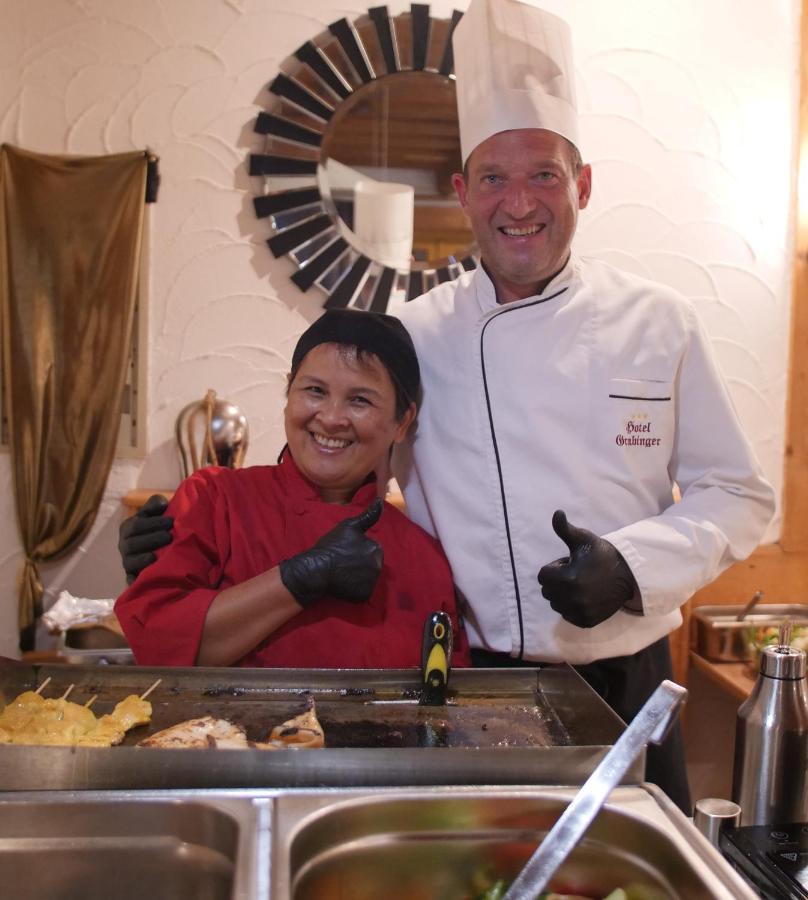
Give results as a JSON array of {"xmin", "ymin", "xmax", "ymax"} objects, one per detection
[{"xmin": 419, "ymin": 611, "xmax": 453, "ymax": 706}]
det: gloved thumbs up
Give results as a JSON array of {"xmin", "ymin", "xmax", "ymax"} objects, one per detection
[
  {"xmin": 538, "ymin": 509, "xmax": 638, "ymax": 628},
  {"xmin": 550, "ymin": 509, "xmax": 592, "ymax": 556},
  {"xmin": 280, "ymin": 498, "xmax": 384, "ymax": 607},
  {"xmin": 346, "ymin": 497, "xmax": 383, "ymax": 532}
]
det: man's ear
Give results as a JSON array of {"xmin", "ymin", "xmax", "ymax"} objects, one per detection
[
  {"xmin": 451, "ymin": 172, "xmax": 469, "ymax": 213},
  {"xmin": 577, "ymin": 164, "xmax": 593, "ymax": 210}
]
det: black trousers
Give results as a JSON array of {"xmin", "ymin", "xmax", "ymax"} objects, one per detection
[{"xmin": 470, "ymin": 636, "xmax": 692, "ymax": 815}]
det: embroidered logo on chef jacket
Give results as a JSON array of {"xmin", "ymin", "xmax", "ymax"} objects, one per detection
[
  {"xmin": 608, "ymin": 378, "xmax": 672, "ymax": 450},
  {"xmin": 615, "ymin": 412, "xmax": 662, "ymax": 448}
]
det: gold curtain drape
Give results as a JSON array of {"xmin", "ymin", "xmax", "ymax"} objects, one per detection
[{"xmin": 0, "ymin": 145, "xmax": 147, "ymax": 651}]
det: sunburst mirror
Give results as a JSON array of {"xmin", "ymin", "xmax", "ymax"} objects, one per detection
[{"xmin": 250, "ymin": 5, "xmax": 478, "ymax": 313}]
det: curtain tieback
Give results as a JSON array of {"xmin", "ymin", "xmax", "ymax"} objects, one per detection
[{"xmin": 17, "ymin": 557, "xmax": 44, "ymax": 631}]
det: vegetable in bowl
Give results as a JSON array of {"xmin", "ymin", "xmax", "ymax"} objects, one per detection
[{"xmin": 746, "ymin": 624, "xmax": 808, "ymax": 672}]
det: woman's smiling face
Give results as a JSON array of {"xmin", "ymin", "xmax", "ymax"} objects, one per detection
[{"xmin": 284, "ymin": 343, "xmax": 415, "ymax": 503}]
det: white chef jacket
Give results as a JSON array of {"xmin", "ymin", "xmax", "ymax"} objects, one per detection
[{"xmin": 393, "ymin": 255, "xmax": 775, "ymax": 664}]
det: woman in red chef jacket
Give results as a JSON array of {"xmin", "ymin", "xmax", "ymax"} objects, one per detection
[{"xmin": 115, "ymin": 309, "xmax": 469, "ymax": 669}]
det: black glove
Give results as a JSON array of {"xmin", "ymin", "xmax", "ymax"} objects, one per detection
[
  {"xmin": 118, "ymin": 494, "xmax": 174, "ymax": 584},
  {"xmin": 537, "ymin": 509, "xmax": 638, "ymax": 628},
  {"xmin": 279, "ymin": 498, "xmax": 384, "ymax": 607}
]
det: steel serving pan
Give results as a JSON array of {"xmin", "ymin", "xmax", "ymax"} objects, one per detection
[{"xmin": 692, "ymin": 603, "xmax": 808, "ymax": 662}]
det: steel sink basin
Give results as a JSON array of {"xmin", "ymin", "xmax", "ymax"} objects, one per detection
[
  {"xmin": 272, "ymin": 786, "xmax": 756, "ymax": 899},
  {"xmin": 0, "ymin": 796, "xmax": 257, "ymax": 900}
]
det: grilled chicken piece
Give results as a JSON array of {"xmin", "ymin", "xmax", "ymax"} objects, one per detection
[
  {"xmin": 108, "ymin": 695, "xmax": 152, "ymax": 730},
  {"xmin": 0, "ymin": 696, "xmax": 97, "ymax": 746},
  {"xmin": 138, "ymin": 716, "xmax": 256, "ymax": 749},
  {"xmin": 76, "ymin": 695, "xmax": 153, "ymax": 747},
  {"xmin": 268, "ymin": 696, "xmax": 324, "ymax": 749},
  {"xmin": 0, "ymin": 691, "xmax": 46, "ymax": 734}
]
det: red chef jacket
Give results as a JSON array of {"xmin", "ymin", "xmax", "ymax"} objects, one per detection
[{"xmin": 115, "ymin": 453, "xmax": 469, "ymax": 669}]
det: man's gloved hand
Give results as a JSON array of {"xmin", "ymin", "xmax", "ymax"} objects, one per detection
[
  {"xmin": 118, "ymin": 494, "xmax": 174, "ymax": 584},
  {"xmin": 279, "ymin": 498, "xmax": 384, "ymax": 607},
  {"xmin": 537, "ymin": 509, "xmax": 638, "ymax": 628}
]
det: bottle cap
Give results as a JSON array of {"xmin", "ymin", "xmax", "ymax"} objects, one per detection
[{"xmin": 760, "ymin": 644, "xmax": 806, "ymax": 679}]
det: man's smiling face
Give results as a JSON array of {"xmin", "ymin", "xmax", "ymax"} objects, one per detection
[{"xmin": 453, "ymin": 128, "xmax": 592, "ymax": 302}]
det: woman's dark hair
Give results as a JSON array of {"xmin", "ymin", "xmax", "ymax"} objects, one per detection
[
  {"xmin": 289, "ymin": 310, "xmax": 420, "ymax": 421},
  {"xmin": 288, "ymin": 344, "xmax": 415, "ymax": 421}
]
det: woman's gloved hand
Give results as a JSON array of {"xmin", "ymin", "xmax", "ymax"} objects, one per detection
[
  {"xmin": 280, "ymin": 498, "xmax": 384, "ymax": 607},
  {"xmin": 118, "ymin": 494, "xmax": 174, "ymax": 584},
  {"xmin": 537, "ymin": 509, "xmax": 638, "ymax": 628}
]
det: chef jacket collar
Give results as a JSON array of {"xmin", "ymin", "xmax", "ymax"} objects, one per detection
[
  {"xmin": 474, "ymin": 254, "xmax": 577, "ymax": 313},
  {"xmin": 277, "ymin": 446, "xmax": 379, "ymax": 509}
]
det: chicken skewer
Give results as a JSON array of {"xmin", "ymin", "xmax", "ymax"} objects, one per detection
[
  {"xmin": 139, "ymin": 679, "xmax": 161, "ymax": 701},
  {"xmin": 0, "ymin": 681, "xmax": 155, "ymax": 747}
]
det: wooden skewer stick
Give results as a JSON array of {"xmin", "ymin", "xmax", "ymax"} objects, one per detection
[
  {"xmin": 84, "ymin": 695, "xmax": 97, "ymax": 709},
  {"xmin": 139, "ymin": 678, "xmax": 162, "ymax": 701},
  {"xmin": 60, "ymin": 685, "xmax": 75, "ymax": 702},
  {"xmin": 34, "ymin": 676, "xmax": 52, "ymax": 696}
]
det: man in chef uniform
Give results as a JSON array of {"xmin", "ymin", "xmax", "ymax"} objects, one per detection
[
  {"xmin": 120, "ymin": 0, "xmax": 775, "ymax": 812},
  {"xmin": 390, "ymin": 0, "xmax": 776, "ymax": 812}
]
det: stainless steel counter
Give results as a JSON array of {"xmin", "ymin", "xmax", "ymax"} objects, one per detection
[
  {"xmin": 0, "ymin": 660, "xmax": 754, "ymax": 897},
  {"xmin": 0, "ymin": 661, "xmax": 642, "ymax": 791}
]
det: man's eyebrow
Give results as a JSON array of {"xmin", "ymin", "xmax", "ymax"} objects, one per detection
[
  {"xmin": 474, "ymin": 163, "xmax": 505, "ymax": 178},
  {"xmin": 475, "ymin": 158, "xmax": 564, "ymax": 174}
]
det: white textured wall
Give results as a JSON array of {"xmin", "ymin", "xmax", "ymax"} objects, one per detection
[{"xmin": 0, "ymin": 0, "xmax": 797, "ymax": 657}]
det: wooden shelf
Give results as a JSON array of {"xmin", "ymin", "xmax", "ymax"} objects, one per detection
[{"xmin": 689, "ymin": 652, "xmax": 756, "ymax": 702}]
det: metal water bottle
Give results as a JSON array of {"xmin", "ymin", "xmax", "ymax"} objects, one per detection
[{"xmin": 731, "ymin": 621, "xmax": 808, "ymax": 825}]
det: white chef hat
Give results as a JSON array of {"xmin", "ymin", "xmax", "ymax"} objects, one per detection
[
  {"xmin": 353, "ymin": 179, "xmax": 414, "ymax": 271},
  {"xmin": 453, "ymin": 0, "xmax": 579, "ymax": 164}
]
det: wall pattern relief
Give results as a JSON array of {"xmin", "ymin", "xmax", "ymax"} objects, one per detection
[{"xmin": 0, "ymin": 0, "xmax": 796, "ymax": 656}]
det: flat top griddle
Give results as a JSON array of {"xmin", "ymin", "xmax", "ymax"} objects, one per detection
[{"xmin": 0, "ymin": 660, "xmax": 637, "ymax": 791}]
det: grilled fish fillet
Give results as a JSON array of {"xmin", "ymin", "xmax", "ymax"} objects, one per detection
[
  {"xmin": 138, "ymin": 698, "xmax": 325, "ymax": 750},
  {"xmin": 138, "ymin": 716, "xmax": 257, "ymax": 749},
  {"xmin": 268, "ymin": 697, "xmax": 324, "ymax": 748}
]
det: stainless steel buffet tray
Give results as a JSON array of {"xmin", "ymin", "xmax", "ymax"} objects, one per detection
[
  {"xmin": 692, "ymin": 602, "xmax": 808, "ymax": 661},
  {"xmin": 0, "ymin": 659, "xmax": 639, "ymax": 791},
  {"xmin": 0, "ymin": 785, "xmax": 756, "ymax": 899}
]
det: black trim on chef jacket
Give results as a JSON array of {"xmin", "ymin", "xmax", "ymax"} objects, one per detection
[
  {"xmin": 479, "ymin": 287, "xmax": 568, "ymax": 659},
  {"xmin": 608, "ymin": 393, "xmax": 671, "ymax": 401}
]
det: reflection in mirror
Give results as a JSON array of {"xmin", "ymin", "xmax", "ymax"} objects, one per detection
[
  {"xmin": 250, "ymin": 6, "xmax": 478, "ymax": 313},
  {"xmin": 318, "ymin": 72, "xmax": 473, "ymax": 271}
]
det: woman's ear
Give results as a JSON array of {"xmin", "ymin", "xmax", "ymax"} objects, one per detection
[{"xmin": 392, "ymin": 402, "xmax": 417, "ymax": 444}]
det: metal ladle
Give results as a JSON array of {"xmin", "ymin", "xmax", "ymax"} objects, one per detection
[
  {"xmin": 502, "ymin": 679, "xmax": 688, "ymax": 900},
  {"xmin": 736, "ymin": 589, "xmax": 764, "ymax": 622}
]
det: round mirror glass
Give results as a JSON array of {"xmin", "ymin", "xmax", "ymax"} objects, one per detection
[{"xmin": 317, "ymin": 71, "xmax": 474, "ymax": 271}]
